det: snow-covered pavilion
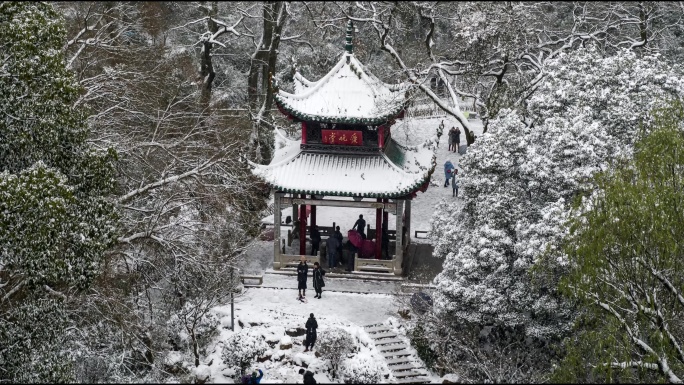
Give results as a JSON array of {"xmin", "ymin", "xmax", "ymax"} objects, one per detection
[{"xmin": 249, "ymin": 21, "xmax": 436, "ymax": 275}]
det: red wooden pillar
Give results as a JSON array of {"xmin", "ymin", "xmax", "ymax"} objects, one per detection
[
  {"xmin": 299, "ymin": 194, "xmax": 307, "ymax": 255},
  {"xmin": 376, "ymin": 198, "xmax": 382, "ymax": 260},
  {"xmin": 301, "ymin": 122, "xmax": 307, "ymax": 144}
]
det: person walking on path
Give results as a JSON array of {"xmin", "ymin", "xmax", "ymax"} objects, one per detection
[
  {"xmin": 299, "ymin": 368, "xmax": 317, "ymax": 384},
  {"xmin": 452, "ymin": 168, "xmax": 459, "ymax": 197},
  {"xmin": 352, "ymin": 214, "xmax": 366, "ymax": 239},
  {"xmin": 297, "ymin": 257, "xmax": 308, "ymax": 300},
  {"xmin": 325, "ymin": 234, "xmax": 340, "ymax": 269},
  {"xmin": 312, "ymin": 262, "xmax": 326, "ymax": 299},
  {"xmin": 437, "ymin": 120, "xmax": 445, "ymax": 148},
  {"xmin": 310, "ymin": 225, "xmax": 321, "ymax": 256},
  {"xmin": 444, "ymin": 160, "xmax": 454, "ymax": 187},
  {"xmin": 448, "ymin": 126, "xmax": 457, "ymax": 152},
  {"xmin": 304, "ymin": 313, "xmax": 318, "ymax": 352},
  {"xmin": 454, "ymin": 126, "xmax": 462, "ymax": 152}
]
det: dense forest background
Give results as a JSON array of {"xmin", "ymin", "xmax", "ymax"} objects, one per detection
[{"xmin": 2, "ymin": 1, "xmax": 684, "ymax": 383}]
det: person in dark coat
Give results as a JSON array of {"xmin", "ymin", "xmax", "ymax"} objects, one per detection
[
  {"xmin": 381, "ymin": 223, "xmax": 390, "ymax": 260},
  {"xmin": 325, "ymin": 235, "xmax": 340, "ymax": 269},
  {"xmin": 298, "ymin": 368, "xmax": 316, "ymax": 384},
  {"xmin": 455, "ymin": 127, "xmax": 462, "ymax": 152},
  {"xmin": 310, "ymin": 225, "xmax": 321, "ymax": 256},
  {"xmin": 297, "ymin": 257, "xmax": 308, "ymax": 300},
  {"xmin": 352, "ymin": 214, "xmax": 366, "ymax": 239},
  {"xmin": 312, "ymin": 262, "xmax": 325, "ymax": 299},
  {"xmin": 452, "ymin": 168, "xmax": 459, "ymax": 197},
  {"xmin": 448, "ymin": 126, "xmax": 457, "ymax": 152},
  {"xmin": 333, "ymin": 226, "xmax": 344, "ymax": 264},
  {"xmin": 304, "ymin": 313, "xmax": 318, "ymax": 352},
  {"xmin": 346, "ymin": 241, "xmax": 357, "ymax": 272}
]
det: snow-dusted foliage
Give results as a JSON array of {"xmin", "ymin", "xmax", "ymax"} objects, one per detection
[
  {"xmin": 556, "ymin": 115, "xmax": 684, "ymax": 383},
  {"xmin": 317, "ymin": 327, "xmax": 357, "ymax": 379},
  {"xmin": 429, "ymin": 47, "xmax": 684, "ymax": 380},
  {"xmin": 0, "ymin": 2, "xmax": 117, "ymax": 382},
  {"xmin": 339, "ymin": 352, "xmax": 383, "ymax": 384},
  {"xmin": 221, "ymin": 331, "xmax": 269, "ymax": 375}
]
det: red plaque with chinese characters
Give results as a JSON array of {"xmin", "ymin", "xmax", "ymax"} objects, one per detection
[{"xmin": 321, "ymin": 129, "xmax": 362, "ymax": 146}]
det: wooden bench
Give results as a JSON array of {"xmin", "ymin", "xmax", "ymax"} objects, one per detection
[{"xmin": 239, "ymin": 274, "xmax": 263, "ymax": 286}]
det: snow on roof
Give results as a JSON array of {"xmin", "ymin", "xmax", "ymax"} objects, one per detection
[
  {"xmin": 293, "ymin": 71, "xmax": 316, "ymax": 94},
  {"xmin": 275, "ymin": 53, "xmax": 407, "ymax": 124},
  {"xmin": 249, "ymin": 138, "xmax": 435, "ymax": 198}
]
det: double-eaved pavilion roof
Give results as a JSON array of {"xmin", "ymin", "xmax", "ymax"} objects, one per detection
[
  {"xmin": 275, "ymin": 52, "xmax": 407, "ymax": 125},
  {"xmin": 249, "ymin": 131, "xmax": 436, "ymax": 198}
]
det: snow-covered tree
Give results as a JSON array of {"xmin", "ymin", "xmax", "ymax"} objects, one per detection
[
  {"xmin": 0, "ymin": 2, "xmax": 117, "ymax": 381},
  {"xmin": 222, "ymin": 330, "xmax": 269, "ymax": 377},
  {"xmin": 318, "ymin": 327, "xmax": 357, "ymax": 380},
  {"xmin": 340, "ymin": 353, "xmax": 383, "ymax": 384},
  {"xmin": 554, "ymin": 104, "xmax": 684, "ymax": 383},
  {"xmin": 428, "ymin": 47, "xmax": 684, "ymax": 381}
]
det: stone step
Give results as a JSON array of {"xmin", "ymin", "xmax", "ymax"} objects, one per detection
[
  {"xmin": 394, "ymin": 370, "xmax": 427, "ymax": 379},
  {"xmin": 266, "ymin": 268, "xmax": 405, "ymax": 282},
  {"xmin": 386, "ymin": 356, "xmax": 413, "ymax": 365},
  {"xmin": 369, "ymin": 332, "xmax": 398, "ymax": 340},
  {"xmin": 358, "ymin": 265, "xmax": 393, "ymax": 273},
  {"xmin": 381, "ymin": 349, "xmax": 412, "ymax": 358},
  {"xmin": 389, "ymin": 363, "xmax": 422, "ymax": 371},
  {"xmin": 374, "ymin": 338, "xmax": 404, "ymax": 346},
  {"xmin": 394, "ymin": 376, "xmax": 431, "ymax": 384},
  {"xmin": 378, "ymin": 343, "xmax": 407, "ymax": 352},
  {"xmin": 365, "ymin": 325, "xmax": 392, "ymax": 333}
]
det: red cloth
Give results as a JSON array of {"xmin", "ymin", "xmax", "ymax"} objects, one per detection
[
  {"xmin": 360, "ymin": 239, "xmax": 376, "ymax": 258},
  {"xmin": 348, "ymin": 230, "xmax": 363, "ymax": 248}
]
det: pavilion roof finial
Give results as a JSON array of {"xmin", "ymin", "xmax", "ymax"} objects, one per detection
[{"xmin": 344, "ymin": 19, "xmax": 354, "ymax": 54}]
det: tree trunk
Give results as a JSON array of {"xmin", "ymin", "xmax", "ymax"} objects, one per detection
[
  {"xmin": 199, "ymin": 1, "xmax": 218, "ymax": 110},
  {"xmin": 247, "ymin": 1, "xmax": 287, "ymax": 162}
]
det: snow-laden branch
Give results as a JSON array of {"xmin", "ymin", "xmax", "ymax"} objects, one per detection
[{"xmin": 117, "ymin": 153, "xmax": 222, "ymax": 205}]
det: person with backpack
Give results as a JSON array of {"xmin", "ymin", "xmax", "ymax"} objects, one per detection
[
  {"xmin": 303, "ymin": 313, "xmax": 318, "ymax": 352},
  {"xmin": 298, "ymin": 368, "xmax": 316, "ymax": 384},
  {"xmin": 444, "ymin": 160, "xmax": 454, "ymax": 187},
  {"xmin": 312, "ymin": 262, "xmax": 326, "ymax": 299}
]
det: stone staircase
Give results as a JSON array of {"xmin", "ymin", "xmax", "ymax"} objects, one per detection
[{"xmin": 363, "ymin": 323, "xmax": 431, "ymax": 384}]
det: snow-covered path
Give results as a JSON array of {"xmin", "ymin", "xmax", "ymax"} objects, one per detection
[{"xmin": 391, "ymin": 116, "xmax": 484, "ymax": 236}]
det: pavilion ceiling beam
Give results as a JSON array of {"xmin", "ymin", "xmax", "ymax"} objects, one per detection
[{"xmin": 281, "ymin": 197, "xmax": 398, "ymax": 213}]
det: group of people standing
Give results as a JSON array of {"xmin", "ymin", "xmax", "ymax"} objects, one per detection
[
  {"xmin": 297, "ymin": 258, "xmax": 326, "ymax": 300},
  {"xmin": 309, "ymin": 225, "xmax": 351, "ymax": 270},
  {"xmin": 448, "ymin": 126, "xmax": 461, "ymax": 152},
  {"xmin": 309, "ymin": 213, "xmax": 386, "ymax": 270}
]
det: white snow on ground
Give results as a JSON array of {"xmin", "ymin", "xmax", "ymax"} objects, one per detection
[{"xmin": 196, "ymin": 116, "xmax": 484, "ymax": 383}]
